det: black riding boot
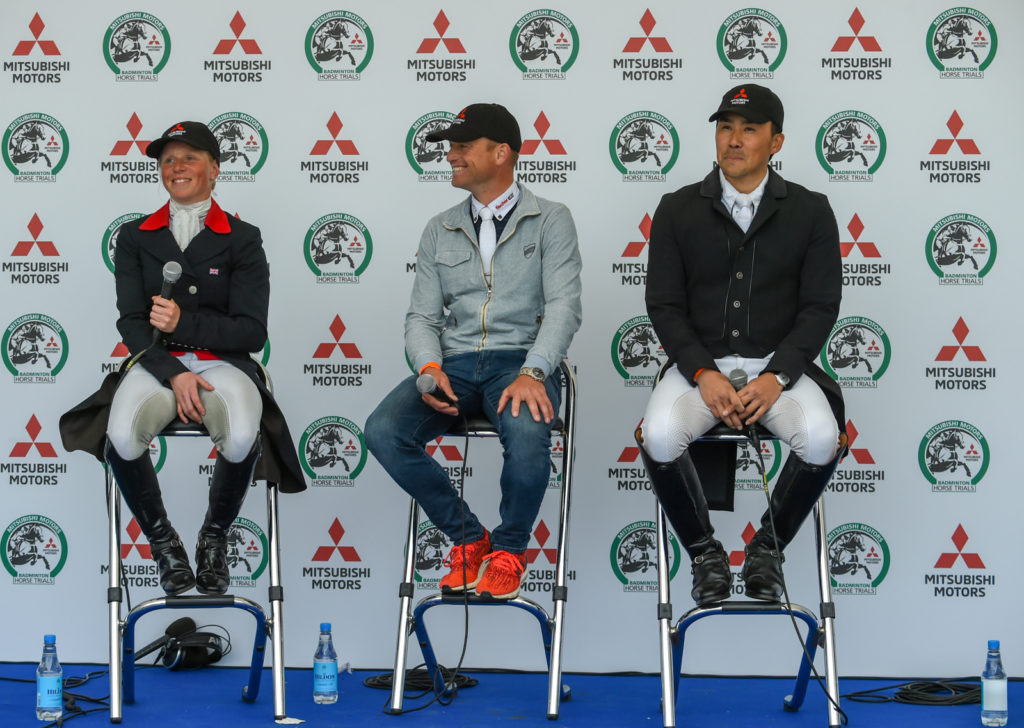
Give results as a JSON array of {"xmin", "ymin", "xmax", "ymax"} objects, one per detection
[
  {"xmin": 636, "ymin": 431, "xmax": 731, "ymax": 607},
  {"xmin": 743, "ymin": 449, "xmax": 842, "ymax": 601},
  {"xmin": 105, "ymin": 442, "xmax": 195, "ymax": 595},
  {"xmin": 195, "ymin": 442, "xmax": 260, "ymax": 594}
]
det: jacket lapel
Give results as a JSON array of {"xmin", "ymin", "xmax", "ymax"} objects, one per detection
[{"xmin": 743, "ymin": 169, "xmax": 786, "ymax": 241}]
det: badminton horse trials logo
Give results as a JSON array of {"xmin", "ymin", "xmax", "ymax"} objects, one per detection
[
  {"xmin": 303, "ymin": 213, "xmax": 373, "ymax": 283},
  {"xmin": 926, "ymin": 213, "xmax": 996, "ymax": 284},
  {"xmin": 405, "ymin": 111, "xmax": 457, "ymax": 180},
  {"xmin": 510, "ymin": 10, "xmax": 579, "ymax": 79},
  {"xmin": 103, "ymin": 12, "xmax": 170, "ymax": 79},
  {"xmin": 3, "ymin": 313, "xmax": 68, "ymax": 381},
  {"xmin": 299, "ymin": 416, "xmax": 366, "ymax": 485},
  {"xmin": 918, "ymin": 420, "xmax": 989, "ymax": 492},
  {"xmin": 412, "ymin": 519, "xmax": 451, "ymax": 586},
  {"xmin": 816, "ymin": 111, "xmax": 886, "ymax": 181},
  {"xmin": 820, "ymin": 316, "xmax": 890, "ymax": 388},
  {"xmin": 717, "ymin": 8, "xmax": 787, "ymax": 77},
  {"xmin": 927, "ymin": 7, "xmax": 997, "ymax": 77},
  {"xmin": 2, "ymin": 515, "xmax": 67, "ymax": 583},
  {"xmin": 208, "ymin": 112, "xmax": 268, "ymax": 179},
  {"xmin": 610, "ymin": 520, "xmax": 680, "ymax": 591},
  {"xmin": 305, "ymin": 10, "xmax": 374, "ymax": 80},
  {"xmin": 3, "ymin": 113, "xmax": 69, "ymax": 180},
  {"xmin": 102, "ymin": 213, "xmax": 145, "ymax": 273},
  {"xmin": 227, "ymin": 517, "xmax": 268, "ymax": 587},
  {"xmin": 610, "ymin": 111, "xmax": 679, "ymax": 182},
  {"xmin": 611, "ymin": 316, "xmax": 664, "ymax": 387},
  {"xmin": 827, "ymin": 522, "xmax": 889, "ymax": 594}
]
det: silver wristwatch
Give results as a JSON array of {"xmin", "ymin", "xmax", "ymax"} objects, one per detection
[
  {"xmin": 774, "ymin": 371, "xmax": 790, "ymax": 388},
  {"xmin": 519, "ymin": 366, "xmax": 546, "ymax": 382}
]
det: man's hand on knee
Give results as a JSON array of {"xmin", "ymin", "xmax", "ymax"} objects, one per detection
[
  {"xmin": 696, "ymin": 369, "xmax": 745, "ymax": 430},
  {"xmin": 498, "ymin": 375, "xmax": 553, "ymax": 423}
]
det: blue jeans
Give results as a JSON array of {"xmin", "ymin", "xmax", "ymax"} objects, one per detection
[{"xmin": 365, "ymin": 350, "xmax": 561, "ymax": 553}]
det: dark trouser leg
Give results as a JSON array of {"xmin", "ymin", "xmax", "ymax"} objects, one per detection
[
  {"xmin": 195, "ymin": 441, "xmax": 259, "ymax": 594},
  {"xmin": 743, "ymin": 450, "xmax": 841, "ymax": 601},
  {"xmin": 636, "ymin": 431, "xmax": 731, "ymax": 606},
  {"xmin": 105, "ymin": 441, "xmax": 195, "ymax": 595}
]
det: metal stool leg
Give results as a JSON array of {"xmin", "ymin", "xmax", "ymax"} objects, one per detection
[
  {"xmin": 388, "ymin": 499, "xmax": 420, "ymax": 713},
  {"xmin": 815, "ymin": 498, "xmax": 842, "ymax": 727},
  {"xmin": 107, "ymin": 467, "xmax": 124, "ymax": 723},
  {"xmin": 656, "ymin": 505, "xmax": 677, "ymax": 728},
  {"xmin": 265, "ymin": 483, "xmax": 287, "ymax": 720}
]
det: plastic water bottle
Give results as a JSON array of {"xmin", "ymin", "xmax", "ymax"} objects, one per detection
[
  {"xmin": 313, "ymin": 622, "xmax": 338, "ymax": 704},
  {"xmin": 981, "ymin": 639, "xmax": 1008, "ymax": 726},
  {"xmin": 36, "ymin": 634, "xmax": 62, "ymax": 721}
]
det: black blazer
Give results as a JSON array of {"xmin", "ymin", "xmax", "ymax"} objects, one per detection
[
  {"xmin": 646, "ymin": 166, "xmax": 845, "ymax": 430},
  {"xmin": 60, "ymin": 201, "xmax": 306, "ymax": 492}
]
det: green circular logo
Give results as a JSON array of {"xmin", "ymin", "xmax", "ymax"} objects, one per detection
[
  {"xmin": 3, "ymin": 313, "xmax": 68, "ymax": 378},
  {"xmin": 209, "ymin": 112, "xmax": 268, "ymax": 178},
  {"xmin": 2, "ymin": 515, "xmax": 68, "ymax": 581},
  {"xmin": 405, "ymin": 111, "xmax": 456, "ymax": 179},
  {"xmin": 299, "ymin": 416, "xmax": 366, "ymax": 484},
  {"xmin": 926, "ymin": 213, "xmax": 996, "ymax": 282},
  {"xmin": 102, "ymin": 213, "xmax": 144, "ymax": 274},
  {"xmin": 927, "ymin": 8, "xmax": 997, "ymax": 74},
  {"xmin": 820, "ymin": 316, "xmax": 891, "ymax": 387},
  {"xmin": 610, "ymin": 520, "xmax": 680, "ymax": 589},
  {"xmin": 3, "ymin": 113, "xmax": 69, "ymax": 179},
  {"xmin": 103, "ymin": 12, "xmax": 171, "ymax": 77},
  {"xmin": 305, "ymin": 11, "xmax": 374, "ymax": 77},
  {"xmin": 816, "ymin": 110, "xmax": 886, "ymax": 177},
  {"xmin": 303, "ymin": 213, "xmax": 373, "ymax": 281},
  {"xmin": 609, "ymin": 111, "xmax": 679, "ymax": 180},
  {"xmin": 717, "ymin": 9, "xmax": 787, "ymax": 74},
  {"xmin": 510, "ymin": 10, "xmax": 579, "ymax": 77},
  {"xmin": 918, "ymin": 420, "xmax": 989, "ymax": 490},
  {"xmin": 827, "ymin": 522, "xmax": 889, "ymax": 591},
  {"xmin": 611, "ymin": 315, "xmax": 664, "ymax": 385}
]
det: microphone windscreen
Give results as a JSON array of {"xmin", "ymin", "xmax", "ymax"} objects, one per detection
[
  {"xmin": 162, "ymin": 260, "xmax": 183, "ymax": 284},
  {"xmin": 728, "ymin": 368, "xmax": 748, "ymax": 390},
  {"xmin": 165, "ymin": 616, "xmax": 197, "ymax": 637},
  {"xmin": 415, "ymin": 373, "xmax": 437, "ymax": 395}
]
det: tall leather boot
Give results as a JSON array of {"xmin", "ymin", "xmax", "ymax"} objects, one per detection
[
  {"xmin": 636, "ymin": 430, "xmax": 731, "ymax": 606},
  {"xmin": 742, "ymin": 449, "xmax": 843, "ymax": 601},
  {"xmin": 195, "ymin": 442, "xmax": 260, "ymax": 594},
  {"xmin": 105, "ymin": 442, "xmax": 195, "ymax": 595}
]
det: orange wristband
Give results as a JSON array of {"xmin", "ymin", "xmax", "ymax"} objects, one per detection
[
  {"xmin": 419, "ymin": 361, "xmax": 441, "ymax": 375},
  {"xmin": 693, "ymin": 368, "xmax": 706, "ymax": 383}
]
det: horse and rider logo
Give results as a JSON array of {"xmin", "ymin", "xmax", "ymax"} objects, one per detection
[
  {"xmin": 815, "ymin": 111, "xmax": 887, "ymax": 179},
  {"xmin": 927, "ymin": 8, "xmax": 997, "ymax": 76},
  {"xmin": 299, "ymin": 416, "xmax": 367, "ymax": 485},
  {"xmin": 716, "ymin": 9, "xmax": 787, "ymax": 76},
  {"xmin": 3, "ymin": 113, "xmax": 68, "ymax": 179},
  {"xmin": 2, "ymin": 515, "xmax": 67, "ymax": 583},
  {"xmin": 3, "ymin": 314, "xmax": 68, "ymax": 380},
  {"xmin": 305, "ymin": 10, "xmax": 373, "ymax": 78},
  {"xmin": 303, "ymin": 213, "xmax": 373, "ymax": 283},
  {"xmin": 820, "ymin": 316, "xmax": 890, "ymax": 387},
  {"xmin": 609, "ymin": 521, "xmax": 681, "ymax": 590},
  {"xmin": 510, "ymin": 10, "xmax": 579, "ymax": 77},
  {"xmin": 612, "ymin": 316, "xmax": 665, "ymax": 387},
  {"xmin": 208, "ymin": 112, "xmax": 268, "ymax": 178},
  {"xmin": 926, "ymin": 213, "xmax": 996, "ymax": 283},
  {"xmin": 609, "ymin": 111, "xmax": 679, "ymax": 181},
  {"xmin": 826, "ymin": 522, "xmax": 889, "ymax": 593},
  {"xmin": 103, "ymin": 12, "xmax": 170, "ymax": 78},
  {"xmin": 227, "ymin": 517, "xmax": 269, "ymax": 587},
  {"xmin": 918, "ymin": 420, "xmax": 989, "ymax": 491},
  {"xmin": 413, "ymin": 521, "xmax": 451, "ymax": 587},
  {"xmin": 405, "ymin": 111, "xmax": 457, "ymax": 179}
]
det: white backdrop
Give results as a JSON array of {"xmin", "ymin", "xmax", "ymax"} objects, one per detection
[{"xmin": 1, "ymin": 0, "xmax": 1018, "ymax": 680}]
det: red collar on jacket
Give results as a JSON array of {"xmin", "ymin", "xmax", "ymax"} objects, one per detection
[{"xmin": 138, "ymin": 199, "xmax": 231, "ymax": 234}]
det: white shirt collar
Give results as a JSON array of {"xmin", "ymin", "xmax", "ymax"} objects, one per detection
[
  {"xmin": 719, "ymin": 168, "xmax": 769, "ymax": 214},
  {"xmin": 471, "ymin": 182, "xmax": 520, "ymax": 222}
]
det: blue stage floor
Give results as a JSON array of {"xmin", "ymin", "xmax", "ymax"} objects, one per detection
[{"xmin": 0, "ymin": 663, "xmax": 1016, "ymax": 727}]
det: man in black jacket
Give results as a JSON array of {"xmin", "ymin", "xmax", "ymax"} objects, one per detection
[{"xmin": 636, "ymin": 85, "xmax": 846, "ymax": 607}]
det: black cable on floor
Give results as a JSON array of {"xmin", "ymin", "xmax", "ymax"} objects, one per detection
[
  {"xmin": 364, "ymin": 665, "xmax": 478, "ymax": 691},
  {"xmin": 843, "ymin": 678, "xmax": 981, "ymax": 705}
]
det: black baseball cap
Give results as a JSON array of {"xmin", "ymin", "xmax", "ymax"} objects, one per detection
[
  {"xmin": 146, "ymin": 121, "xmax": 221, "ymax": 162},
  {"xmin": 708, "ymin": 84, "xmax": 784, "ymax": 130},
  {"xmin": 425, "ymin": 103, "xmax": 522, "ymax": 152}
]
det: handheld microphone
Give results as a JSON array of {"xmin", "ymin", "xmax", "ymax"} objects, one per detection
[
  {"xmin": 728, "ymin": 368, "xmax": 762, "ymax": 455},
  {"xmin": 416, "ymin": 372, "xmax": 456, "ymax": 407},
  {"xmin": 135, "ymin": 616, "xmax": 196, "ymax": 660},
  {"xmin": 152, "ymin": 261, "xmax": 183, "ymax": 344}
]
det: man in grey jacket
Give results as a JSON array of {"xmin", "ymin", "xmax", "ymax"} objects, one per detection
[{"xmin": 366, "ymin": 103, "xmax": 582, "ymax": 600}]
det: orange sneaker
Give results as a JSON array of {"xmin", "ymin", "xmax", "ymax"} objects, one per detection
[
  {"xmin": 475, "ymin": 550, "xmax": 528, "ymax": 599},
  {"xmin": 439, "ymin": 531, "xmax": 490, "ymax": 593}
]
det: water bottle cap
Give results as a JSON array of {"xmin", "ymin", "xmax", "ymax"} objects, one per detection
[
  {"xmin": 44, "ymin": 635, "xmax": 55, "ymax": 643},
  {"xmin": 320, "ymin": 622, "xmax": 331, "ymax": 632},
  {"xmin": 989, "ymin": 639, "xmax": 1000, "ymax": 650}
]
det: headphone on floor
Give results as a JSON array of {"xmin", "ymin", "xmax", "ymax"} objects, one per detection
[{"xmin": 159, "ymin": 628, "xmax": 228, "ymax": 670}]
